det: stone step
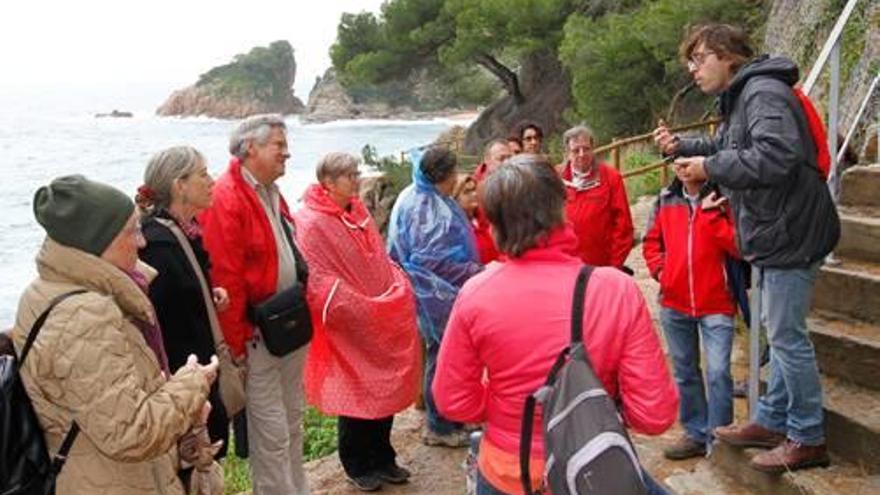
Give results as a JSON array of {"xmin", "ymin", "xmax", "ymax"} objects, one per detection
[
  {"xmin": 664, "ymin": 459, "xmax": 759, "ymax": 495},
  {"xmin": 823, "ymin": 376, "xmax": 880, "ymax": 473},
  {"xmin": 711, "ymin": 441, "xmax": 880, "ymax": 495},
  {"xmin": 836, "ymin": 206, "xmax": 880, "ymax": 264},
  {"xmin": 814, "ymin": 258, "xmax": 880, "ymax": 325},
  {"xmin": 840, "ymin": 164, "xmax": 880, "ymax": 208},
  {"xmin": 809, "ymin": 312, "xmax": 880, "ymax": 391}
]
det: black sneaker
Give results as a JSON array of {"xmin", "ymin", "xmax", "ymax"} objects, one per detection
[
  {"xmin": 375, "ymin": 464, "xmax": 411, "ymax": 484},
  {"xmin": 347, "ymin": 474, "xmax": 382, "ymax": 492},
  {"xmin": 663, "ymin": 435, "xmax": 707, "ymax": 460}
]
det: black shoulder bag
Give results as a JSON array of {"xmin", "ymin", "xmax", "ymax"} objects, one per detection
[{"xmin": 247, "ymin": 217, "xmax": 313, "ymax": 357}]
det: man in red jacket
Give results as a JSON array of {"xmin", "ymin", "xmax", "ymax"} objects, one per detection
[
  {"xmin": 199, "ymin": 114, "xmax": 311, "ymax": 494},
  {"xmin": 643, "ymin": 164, "xmax": 738, "ymax": 460},
  {"xmin": 472, "ymin": 139, "xmax": 512, "ymax": 263},
  {"xmin": 557, "ymin": 125, "xmax": 634, "ymax": 268}
]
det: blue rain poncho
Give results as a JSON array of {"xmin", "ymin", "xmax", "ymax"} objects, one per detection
[{"xmin": 387, "ymin": 150, "xmax": 482, "ymax": 344}]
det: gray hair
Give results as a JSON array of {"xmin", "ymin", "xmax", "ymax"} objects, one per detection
[
  {"xmin": 142, "ymin": 145, "xmax": 205, "ymax": 211},
  {"xmin": 562, "ymin": 125, "xmax": 595, "ymax": 148},
  {"xmin": 316, "ymin": 152, "xmax": 359, "ymax": 182},
  {"xmin": 229, "ymin": 114, "xmax": 287, "ymax": 160}
]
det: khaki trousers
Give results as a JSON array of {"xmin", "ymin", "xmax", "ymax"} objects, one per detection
[{"xmin": 246, "ymin": 338, "xmax": 310, "ymax": 494}]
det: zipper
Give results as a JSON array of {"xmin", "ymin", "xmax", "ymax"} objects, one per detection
[{"xmin": 687, "ymin": 204, "xmax": 697, "ymax": 316}]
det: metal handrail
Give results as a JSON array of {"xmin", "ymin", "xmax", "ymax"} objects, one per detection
[
  {"xmin": 838, "ymin": 70, "xmax": 880, "ymax": 164},
  {"xmin": 802, "ymin": 0, "xmax": 861, "ymax": 95}
]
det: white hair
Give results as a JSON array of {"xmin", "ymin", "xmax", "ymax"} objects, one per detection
[
  {"xmin": 562, "ymin": 125, "xmax": 595, "ymax": 148},
  {"xmin": 229, "ymin": 114, "xmax": 287, "ymax": 160}
]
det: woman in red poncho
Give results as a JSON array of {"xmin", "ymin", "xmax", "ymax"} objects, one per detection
[{"xmin": 295, "ymin": 152, "xmax": 421, "ymax": 491}]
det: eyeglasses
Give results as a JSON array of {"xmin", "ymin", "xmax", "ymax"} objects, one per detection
[{"xmin": 687, "ymin": 50, "xmax": 716, "ymax": 71}]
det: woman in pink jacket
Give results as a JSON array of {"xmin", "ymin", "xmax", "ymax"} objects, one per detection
[{"xmin": 433, "ymin": 155, "xmax": 679, "ymax": 495}]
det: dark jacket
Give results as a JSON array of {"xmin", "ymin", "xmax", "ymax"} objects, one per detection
[
  {"xmin": 679, "ymin": 55, "xmax": 840, "ymax": 268},
  {"xmin": 139, "ymin": 212, "xmax": 229, "ymax": 457}
]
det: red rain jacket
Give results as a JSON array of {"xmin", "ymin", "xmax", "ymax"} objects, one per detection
[
  {"xmin": 557, "ymin": 161, "xmax": 634, "ymax": 267},
  {"xmin": 642, "ymin": 182, "xmax": 739, "ymax": 317},
  {"xmin": 295, "ymin": 184, "xmax": 420, "ymax": 418},
  {"xmin": 198, "ymin": 158, "xmax": 291, "ymax": 358}
]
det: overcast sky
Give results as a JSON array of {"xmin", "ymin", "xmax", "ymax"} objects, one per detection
[{"xmin": 0, "ymin": 0, "xmax": 385, "ymax": 98}]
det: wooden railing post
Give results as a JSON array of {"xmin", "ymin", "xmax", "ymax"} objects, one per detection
[
  {"xmin": 611, "ymin": 139, "xmax": 621, "ymax": 171},
  {"xmin": 661, "ymin": 160, "xmax": 669, "ymax": 186}
]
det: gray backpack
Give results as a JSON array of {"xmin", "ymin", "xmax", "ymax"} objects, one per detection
[{"xmin": 520, "ymin": 266, "xmax": 647, "ymax": 495}]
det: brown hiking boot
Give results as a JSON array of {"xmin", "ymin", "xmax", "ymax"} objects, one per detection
[
  {"xmin": 663, "ymin": 435, "xmax": 707, "ymax": 460},
  {"xmin": 714, "ymin": 422, "xmax": 785, "ymax": 448},
  {"xmin": 750, "ymin": 439, "xmax": 831, "ymax": 474}
]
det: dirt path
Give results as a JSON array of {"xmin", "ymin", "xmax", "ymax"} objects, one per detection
[{"xmin": 300, "ymin": 196, "xmax": 749, "ymax": 494}]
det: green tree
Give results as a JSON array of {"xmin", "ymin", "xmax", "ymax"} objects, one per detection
[{"xmin": 331, "ymin": 0, "xmax": 614, "ymax": 103}]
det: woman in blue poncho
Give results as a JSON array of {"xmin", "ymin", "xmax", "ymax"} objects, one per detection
[{"xmin": 388, "ymin": 146, "xmax": 483, "ymax": 447}]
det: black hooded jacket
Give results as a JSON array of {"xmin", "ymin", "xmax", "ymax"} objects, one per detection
[{"xmin": 679, "ymin": 55, "xmax": 840, "ymax": 268}]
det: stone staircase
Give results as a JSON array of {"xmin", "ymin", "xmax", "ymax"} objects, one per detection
[{"xmin": 665, "ymin": 165, "xmax": 880, "ymax": 495}]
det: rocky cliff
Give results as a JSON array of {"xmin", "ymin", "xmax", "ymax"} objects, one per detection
[
  {"xmin": 303, "ymin": 68, "xmax": 487, "ymax": 123},
  {"xmin": 157, "ymin": 40, "xmax": 305, "ymax": 119}
]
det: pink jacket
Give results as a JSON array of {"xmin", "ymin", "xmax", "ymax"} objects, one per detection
[{"xmin": 433, "ymin": 226, "xmax": 678, "ymax": 458}]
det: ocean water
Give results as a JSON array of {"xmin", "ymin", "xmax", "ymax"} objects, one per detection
[{"xmin": 0, "ymin": 83, "xmax": 467, "ymax": 328}]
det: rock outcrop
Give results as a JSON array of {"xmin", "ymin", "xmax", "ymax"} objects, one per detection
[
  {"xmin": 463, "ymin": 49, "xmax": 572, "ymax": 154},
  {"xmin": 157, "ymin": 40, "xmax": 305, "ymax": 119},
  {"xmin": 303, "ymin": 68, "xmax": 484, "ymax": 124}
]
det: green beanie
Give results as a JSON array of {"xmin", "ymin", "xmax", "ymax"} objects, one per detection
[{"xmin": 33, "ymin": 175, "xmax": 135, "ymax": 256}]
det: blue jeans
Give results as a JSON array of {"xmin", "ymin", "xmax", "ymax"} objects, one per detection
[
  {"xmin": 475, "ymin": 469, "xmax": 669, "ymax": 495},
  {"xmin": 660, "ymin": 308, "xmax": 734, "ymax": 447},
  {"xmin": 755, "ymin": 264, "xmax": 825, "ymax": 445},
  {"xmin": 424, "ymin": 338, "xmax": 462, "ymax": 434}
]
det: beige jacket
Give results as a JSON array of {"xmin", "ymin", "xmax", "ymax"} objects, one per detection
[{"xmin": 12, "ymin": 238, "xmax": 209, "ymax": 495}]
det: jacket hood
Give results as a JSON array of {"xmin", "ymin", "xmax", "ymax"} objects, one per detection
[
  {"xmin": 720, "ymin": 55, "xmax": 799, "ymax": 114},
  {"xmin": 36, "ymin": 237, "xmax": 157, "ymax": 324},
  {"xmin": 303, "ymin": 183, "xmax": 371, "ymax": 229}
]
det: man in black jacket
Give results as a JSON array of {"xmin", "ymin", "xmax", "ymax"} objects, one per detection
[{"xmin": 653, "ymin": 24, "xmax": 840, "ymax": 473}]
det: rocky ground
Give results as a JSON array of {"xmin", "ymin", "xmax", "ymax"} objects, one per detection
[{"xmin": 276, "ymin": 196, "xmax": 754, "ymax": 495}]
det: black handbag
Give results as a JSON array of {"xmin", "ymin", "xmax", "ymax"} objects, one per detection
[{"xmin": 248, "ymin": 217, "xmax": 313, "ymax": 357}]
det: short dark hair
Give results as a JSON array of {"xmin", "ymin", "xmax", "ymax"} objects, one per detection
[
  {"xmin": 480, "ymin": 154, "xmax": 565, "ymax": 258},
  {"xmin": 420, "ymin": 147, "xmax": 458, "ymax": 184},
  {"xmin": 506, "ymin": 135, "xmax": 523, "ymax": 147},
  {"xmin": 517, "ymin": 121, "xmax": 544, "ymax": 140},
  {"xmin": 680, "ymin": 24, "xmax": 754, "ymax": 70}
]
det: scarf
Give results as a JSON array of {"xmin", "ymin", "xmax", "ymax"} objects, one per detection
[
  {"xmin": 126, "ymin": 269, "xmax": 171, "ymax": 375},
  {"xmin": 565, "ymin": 165, "xmax": 601, "ymax": 192},
  {"xmin": 165, "ymin": 209, "xmax": 203, "ymax": 240}
]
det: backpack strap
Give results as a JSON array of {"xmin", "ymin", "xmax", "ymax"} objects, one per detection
[
  {"xmin": 19, "ymin": 290, "xmax": 88, "ymax": 366},
  {"xmin": 17, "ymin": 289, "xmax": 87, "ymax": 477},
  {"xmin": 570, "ymin": 265, "xmax": 594, "ymax": 345},
  {"xmin": 520, "ymin": 265, "xmax": 594, "ymax": 495}
]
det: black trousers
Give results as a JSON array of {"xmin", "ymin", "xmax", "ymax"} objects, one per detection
[{"xmin": 337, "ymin": 415, "xmax": 396, "ymax": 477}]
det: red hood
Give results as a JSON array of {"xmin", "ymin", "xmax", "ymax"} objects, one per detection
[
  {"xmin": 510, "ymin": 225, "xmax": 581, "ymax": 262},
  {"xmin": 303, "ymin": 183, "xmax": 371, "ymax": 228}
]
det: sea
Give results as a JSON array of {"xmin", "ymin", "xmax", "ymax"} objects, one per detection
[{"xmin": 0, "ymin": 83, "xmax": 469, "ymax": 328}]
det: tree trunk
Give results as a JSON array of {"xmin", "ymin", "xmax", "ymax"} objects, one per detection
[{"xmin": 474, "ymin": 52, "xmax": 524, "ymax": 104}]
